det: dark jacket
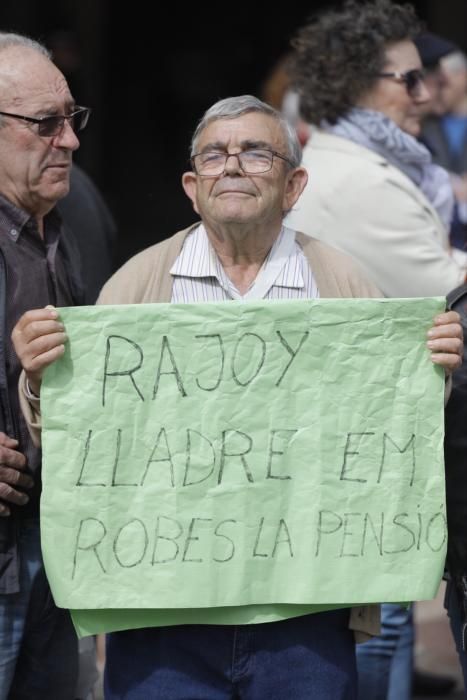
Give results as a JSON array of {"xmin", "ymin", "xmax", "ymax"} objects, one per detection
[
  {"xmin": 0, "ymin": 227, "xmax": 84, "ymax": 593},
  {"xmin": 57, "ymin": 164, "xmax": 117, "ymax": 304},
  {"xmin": 445, "ymin": 284, "xmax": 467, "ymax": 620}
]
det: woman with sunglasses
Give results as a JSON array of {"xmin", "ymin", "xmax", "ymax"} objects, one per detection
[
  {"xmin": 288, "ymin": 1, "xmax": 466, "ymax": 700},
  {"xmin": 288, "ymin": 0, "xmax": 466, "ymax": 300}
]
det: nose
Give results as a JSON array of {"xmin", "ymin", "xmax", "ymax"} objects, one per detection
[
  {"xmin": 415, "ymin": 78, "xmax": 431, "ymax": 105},
  {"xmin": 223, "ymin": 153, "xmax": 243, "ymax": 175},
  {"xmin": 52, "ymin": 119, "xmax": 80, "ymax": 151}
]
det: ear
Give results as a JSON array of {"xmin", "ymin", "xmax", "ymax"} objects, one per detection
[
  {"xmin": 182, "ymin": 171, "xmax": 200, "ymax": 214},
  {"xmin": 282, "ymin": 166, "xmax": 308, "ymax": 212}
]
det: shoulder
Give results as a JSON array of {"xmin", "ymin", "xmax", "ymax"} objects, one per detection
[
  {"xmin": 302, "ymin": 130, "xmax": 419, "ymax": 194},
  {"xmin": 302, "ymin": 130, "xmax": 388, "ymax": 172},
  {"xmin": 97, "ymin": 225, "xmax": 196, "ymax": 304},
  {"xmin": 296, "ymin": 233, "xmax": 383, "ymax": 298},
  {"xmin": 291, "ymin": 136, "xmax": 438, "ymax": 235}
]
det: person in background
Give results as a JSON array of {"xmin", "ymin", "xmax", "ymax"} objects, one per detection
[
  {"xmin": 11, "ymin": 94, "xmax": 463, "ymax": 700},
  {"xmin": 415, "ymin": 32, "xmax": 458, "ymax": 118},
  {"xmin": 261, "ymin": 53, "xmax": 311, "ymax": 147},
  {"xmin": 0, "ymin": 31, "xmax": 90, "ymax": 699},
  {"xmin": 416, "ymin": 33, "xmax": 467, "ymax": 698},
  {"xmin": 59, "ymin": 163, "xmax": 117, "ymax": 304},
  {"xmin": 421, "ymin": 49, "xmax": 467, "ymax": 254},
  {"xmin": 288, "ymin": 1, "xmax": 465, "ymax": 698},
  {"xmin": 289, "ymin": 0, "xmax": 466, "ymax": 299}
]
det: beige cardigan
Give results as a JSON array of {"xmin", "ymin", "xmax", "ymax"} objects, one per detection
[
  {"xmin": 97, "ymin": 225, "xmax": 382, "ymax": 305},
  {"xmin": 20, "ymin": 225, "xmax": 382, "ymax": 641},
  {"xmin": 288, "ymin": 130, "xmax": 466, "ymax": 297}
]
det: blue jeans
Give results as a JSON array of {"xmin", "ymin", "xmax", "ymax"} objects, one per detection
[
  {"xmin": 0, "ymin": 519, "xmax": 78, "ymax": 700},
  {"xmin": 445, "ymin": 580, "xmax": 467, "ymax": 689},
  {"xmin": 356, "ymin": 603, "xmax": 413, "ymax": 700},
  {"xmin": 105, "ymin": 609, "xmax": 357, "ymax": 699}
]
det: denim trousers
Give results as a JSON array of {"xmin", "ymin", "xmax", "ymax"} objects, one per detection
[
  {"xmin": 105, "ymin": 608, "xmax": 357, "ymax": 699},
  {"xmin": 445, "ymin": 580, "xmax": 467, "ymax": 690},
  {"xmin": 356, "ymin": 603, "xmax": 414, "ymax": 700},
  {"xmin": 0, "ymin": 519, "xmax": 78, "ymax": 700}
]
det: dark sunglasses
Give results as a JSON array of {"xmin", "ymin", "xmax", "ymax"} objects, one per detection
[
  {"xmin": 376, "ymin": 69, "xmax": 426, "ymax": 97},
  {"xmin": 0, "ymin": 106, "xmax": 91, "ymax": 137}
]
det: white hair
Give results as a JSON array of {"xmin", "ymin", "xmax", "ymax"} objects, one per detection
[
  {"xmin": 0, "ymin": 33, "xmax": 52, "ymax": 129},
  {"xmin": 442, "ymin": 51, "xmax": 467, "ymax": 74},
  {"xmin": 0, "ymin": 32, "xmax": 50, "ymax": 59}
]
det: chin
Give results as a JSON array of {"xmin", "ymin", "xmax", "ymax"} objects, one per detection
[
  {"xmin": 42, "ymin": 182, "xmax": 70, "ymax": 204},
  {"xmin": 216, "ymin": 206, "xmax": 252, "ymax": 223},
  {"xmin": 403, "ymin": 120, "xmax": 421, "ymax": 138}
]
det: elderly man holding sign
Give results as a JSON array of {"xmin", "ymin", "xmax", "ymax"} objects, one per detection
[{"xmin": 12, "ymin": 96, "xmax": 462, "ymax": 700}]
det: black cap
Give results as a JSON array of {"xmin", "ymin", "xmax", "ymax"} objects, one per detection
[{"xmin": 414, "ymin": 32, "xmax": 458, "ymax": 68}]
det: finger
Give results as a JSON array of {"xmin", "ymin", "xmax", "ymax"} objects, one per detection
[
  {"xmin": 431, "ymin": 352, "xmax": 462, "ymax": 371},
  {"xmin": 0, "ymin": 482, "xmax": 30, "ymax": 506},
  {"xmin": 0, "ymin": 446, "xmax": 27, "ymax": 470},
  {"xmin": 0, "ymin": 465, "xmax": 34, "ymax": 489},
  {"xmin": 427, "ymin": 337, "xmax": 463, "ymax": 355},
  {"xmin": 13, "ymin": 308, "xmax": 59, "ymax": 333},
  {"xmin": 0, "ymin": 433, "xmax": 19, "ymax": 449},
  {"xmin": 13, "ymin": 319, "xmax": 65, "ymax": 345},
  {"xmin": 432, "ymin": 311, "xmax": 461, "ymax": 326},
  {"xmin": 20, "ymin": 342, "xmax": 66, "ymax": 375},
  {"xmin": 427, "ymin": 323, "xmax": 463, "ymax": 340},
  {"xmin": 21, "ymin": 330, "xmax": 67, "ymax": 358}
]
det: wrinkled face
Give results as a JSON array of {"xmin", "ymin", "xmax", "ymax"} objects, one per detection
[
  {"xmin": 182, "ymin": 112, "xmax": 307, "ymax": 231},
  {"xmin": 0, "ymin": 46, "xmax": 80, "ymax": 219},
  {"xmin": 358, "ymin": 40, "xmax": 430, "ymax": 136}
]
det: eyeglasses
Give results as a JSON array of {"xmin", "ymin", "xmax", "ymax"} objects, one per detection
[
  {"xmin": 191, "ymin": 149, "xmax": 294, "ymax": 176},
  {"xmin": 376, "ymin": 69, "xmax": 426, "ymax": 97},
  {"xmin": 0, "ymin": 106, "xmax": 91, "ymax": 137}
]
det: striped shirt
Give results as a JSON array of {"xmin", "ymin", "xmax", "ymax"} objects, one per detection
[{"xmin": 170, "ymin": 224, "xmax": 319, "ymax": 302}]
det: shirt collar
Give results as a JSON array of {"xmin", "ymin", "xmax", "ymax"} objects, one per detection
[
  {"xmin": 170, "ymin": 224, "xmax": 218, "ymax": 279},
  {"xmin": 0, "ymin": 192, "xmax": 62, "ymax": 245},
  {"xmin": 170, "ymin": 223, "xmax": 304, "ymax": 293},
  {"xmin": 0, "ymin": 193, "xmax": 31, "ymax": 243},
  {"xmin": 267, "ymin": 226, "xmax": 304, "ymax": 290}
]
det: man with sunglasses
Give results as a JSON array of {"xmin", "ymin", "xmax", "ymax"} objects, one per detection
[
  {"xmin": 12, "ymin": 94, "xmax": 463, "ymax": 700},
  {"xmin": 0, "ymin": 32, "xmax": 90, "ymax": 699}
]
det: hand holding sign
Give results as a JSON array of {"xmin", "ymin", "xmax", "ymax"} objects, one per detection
[{"xmin": 11, "ymin": 306, "xmax": 67, "ymax": 396}]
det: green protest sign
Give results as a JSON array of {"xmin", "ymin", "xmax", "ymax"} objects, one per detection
[{"xmin": 41, "ymin": 298, "xmax": 446, "ymax": 624}]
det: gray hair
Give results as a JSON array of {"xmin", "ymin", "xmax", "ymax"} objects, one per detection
[
  {"xmin": 190, "ymin": 95, "xmax": 302, "ymax": 168},
  {"xmin": 0, "ymin": 32, "xmax": 50, "ymax": 59},
  {"xmin": 0, "ymin": 33, "xmax": 51, "ymax": 129},
  {"xmin": 442, "ymin": 51, "xmax": 467, "ymax": 74}
]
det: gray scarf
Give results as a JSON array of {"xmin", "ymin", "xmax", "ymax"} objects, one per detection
[{"xmin": 326, "ymin": 108, "xmax": 454, "ymax": 231}]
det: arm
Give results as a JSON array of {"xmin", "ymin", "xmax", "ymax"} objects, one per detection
[
  {"xmin": 341, "ymin": 179, "xmax": 467, "ymax": 298},
  {"xmin": 11, "ymin": 307, "xmax": 67, "ymax": 447}
]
